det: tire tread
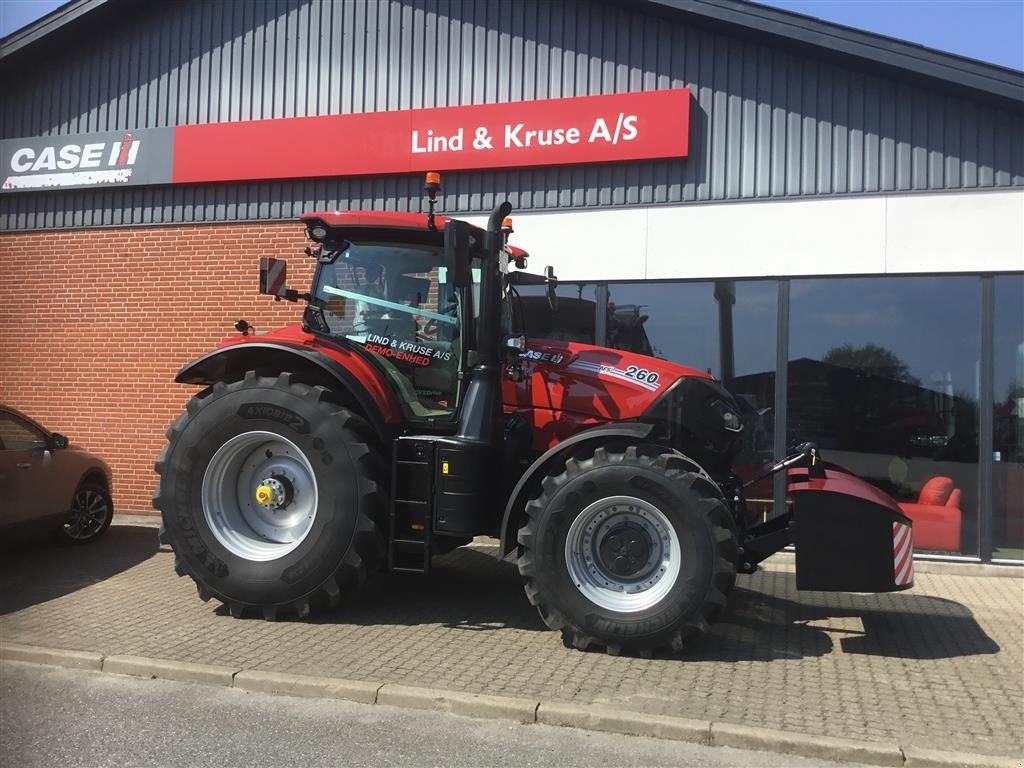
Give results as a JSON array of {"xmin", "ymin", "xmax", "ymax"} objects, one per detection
[
  {"xmin": 153, "ymin": 371, "xmax": 386, "ymax": 621},
  {"xmin": 517, "ymin": 445, "xmax": 738, "ymax": 657}
]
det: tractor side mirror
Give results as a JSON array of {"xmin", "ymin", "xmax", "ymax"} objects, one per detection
[
  {"xmin": 259, "ymin": 257, "xmax": 302, "ymax": 302},
  {"xmin": 446, "ymin": 220, "xmax": 473, "ymax": 288},
  {"xmin": 545, "ymin": 266, "xmax": 559, "ymax": 312}
]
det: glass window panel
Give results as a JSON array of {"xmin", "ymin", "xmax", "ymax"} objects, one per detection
[
  {"xmin": 311, "ymin": 243, "xmax": 462, "ymax": 421},
  {"xmin": 0, "ymin": 414, "xmax": 47, "ymax": 451},
  {"xmin": 789, "ymin": 276, "xmax": 980, "ymax": 556},
  {"xmin": 993, "ymin": 275, "xmax": 1024, "ymax": 561},
  {"xmin": 605, "ymin": 281, "xmax": 778, "ymax": 511},
  {"xmin": 511, "ymin": 282, "xmax": 598, "ymax": 344}
]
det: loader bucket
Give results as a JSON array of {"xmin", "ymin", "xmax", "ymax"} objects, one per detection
[{"xmin": 789, "ymin": 467, "xmax": 914, "ymax": 593}]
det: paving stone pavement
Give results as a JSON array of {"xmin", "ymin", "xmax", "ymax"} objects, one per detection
[{"xmin": 1, "ymin": 524, "xmax": 1021, "ymax": 759}]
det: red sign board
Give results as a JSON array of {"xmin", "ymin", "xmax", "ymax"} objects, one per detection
[{"xmin": 172, "ymin": 89, "xmax": 690, "ymax": 184}]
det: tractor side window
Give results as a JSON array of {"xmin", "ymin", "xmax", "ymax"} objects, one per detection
[{"xmin": 312, "ymin": 243, "xmax": 462, "ymax": 422}]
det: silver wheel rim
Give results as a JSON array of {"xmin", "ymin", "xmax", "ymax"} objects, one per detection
[
  {"xmin": 564, "ymin": 495, "xmax": 681, "ymax": 613},
  {"xmin": 202, "ymin": 431, "xmax": 318, "ymax": 562},
  {"xmin": 65, "ymin": 489, "xmax": 109, "ymax": 540}
]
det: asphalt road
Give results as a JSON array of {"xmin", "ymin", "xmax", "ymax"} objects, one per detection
[{"xmin": 0, "ymin": 661, "xmax": 867, "ymax": 768}]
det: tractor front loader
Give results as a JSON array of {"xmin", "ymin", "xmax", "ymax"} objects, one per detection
[{"xmin": 155, "ymin": 175, "xmax": 913, "ymax": 656}]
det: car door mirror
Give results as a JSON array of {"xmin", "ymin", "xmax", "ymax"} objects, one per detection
[{"xmin": 50, "ymin": 433, "xmax": 68, "ymax": 450}]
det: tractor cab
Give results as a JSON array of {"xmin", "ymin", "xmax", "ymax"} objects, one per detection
[
  {"xmin": 299, "ymin": 212, "xmax": 468, "ymax": 423},
  {"xmin": 262, "ymin": 197, "xmax": 556, "ymax": 431}
]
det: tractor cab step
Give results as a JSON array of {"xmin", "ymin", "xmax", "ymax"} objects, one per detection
[
  {"xmin": 388, "ymin": 435, "xmax": 493, "ymax": 574},
  {"xmin": 389, "ymin": 437, "xmax": 435, "ymax": 574},
  {"xmin": 390, "ymin": 539, "xmax": 431, "ymax": 574}
]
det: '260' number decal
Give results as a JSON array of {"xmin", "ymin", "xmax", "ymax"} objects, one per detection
[{"xmin": 624, "ymin": 366, "xmax": 659, "ymax": 384}]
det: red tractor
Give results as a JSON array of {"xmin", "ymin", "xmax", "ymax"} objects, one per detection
[{"xmin": 155, "ymin": 177, "xmax": 914, "ymax": 657}]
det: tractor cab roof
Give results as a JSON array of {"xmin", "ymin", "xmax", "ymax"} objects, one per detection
[{"xmin": 301, "ymin": 210, "xmax": 448, "ymax": 232}]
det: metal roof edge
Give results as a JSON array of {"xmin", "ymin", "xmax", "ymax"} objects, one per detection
[
  {"xmin": 641, "ymin": 0, "xmax": 1024, "ymax": 105},
  {"xmin": 0, "ymin": 0, "xmax": 110, "ymax": 60}
]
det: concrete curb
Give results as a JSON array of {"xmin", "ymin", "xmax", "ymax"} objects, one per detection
[
  {"xmin": 901, "ymin": 745, "xmax": 1024, "ymax": 768},
  {"xmin": 710, "ymin": 721, "xmax": 904, "ymax": 767},
  {"xmin": 2, "ymin": 644, "xmax": 1018, "ymax": 768},
  {"xmin": 234, "ymin": 670, "xmax": 380, "ymax": 705},
  {"xmin": 102, "ymin": 654, "xmax": 239, "ymax": 686},
  {"xmin": 0, "ymin": 642, "xmax": 103, "ymax": 671},
  {"xmin": 112, "ymin": 514, "xmax": 161, "ymax": 528},
  {"xmin": 537, "ymin": 701, "xmax": 711, "ymax": 744},
  {"xmin": 377, "ymin": 683, "xmax": 538, "ymax": 724}
]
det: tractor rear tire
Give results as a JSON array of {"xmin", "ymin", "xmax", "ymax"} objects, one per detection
[
  {"xmin": 154, "ymin": 371, "xmax": 385, "ymax": 619},
  {"xmin": 517, "ymin": 445, "xmax": 737, "ymax": 656}
]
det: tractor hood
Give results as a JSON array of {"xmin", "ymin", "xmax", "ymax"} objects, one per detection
[
  {"xmin": 508, "ymin": 338, "xmax": 714, "ymax": 421},
  {"xmin": 504, "ymin": 338, "xmax": 745, "ymax": 466}
]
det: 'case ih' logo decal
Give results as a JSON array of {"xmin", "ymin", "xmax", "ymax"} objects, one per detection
[
  {"xmin": 520, "ymin": 350, "xmax": 565, "ymax": 364},
  {"xmin": 3, "ymin": 133, "xmax": 142, "ymax": 190}
]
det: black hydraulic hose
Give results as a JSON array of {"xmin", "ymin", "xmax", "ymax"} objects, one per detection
[{"xmin": 742, "ymin": 442, "xmax": 821, "ymax": 489}]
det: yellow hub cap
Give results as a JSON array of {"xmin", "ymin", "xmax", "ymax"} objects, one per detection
[{"xmin": 255, "ymin": 485, "xmax": 274, "ymax": 505}]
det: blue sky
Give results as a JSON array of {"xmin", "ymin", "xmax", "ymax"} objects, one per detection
[
  {"xmin": 1, "ymin": 0, "xmax": 1022, "ymax": 70},
  {"xmin": 760, "ymin": 0, "xmax": 1023, "ymax": 71}
]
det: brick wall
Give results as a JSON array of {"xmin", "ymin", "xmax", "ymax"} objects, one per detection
[{"xmin": 0, "ymin": 221, "xmax": 315, "ymax": 514}]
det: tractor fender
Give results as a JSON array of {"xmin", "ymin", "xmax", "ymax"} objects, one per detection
[
  {"xmin": 496, "ymin": 421, "xmax": 655, "ymax": 559},
  {"xmin": 175, "ymin": 341, "xmax": 394, "ymax": 442}
]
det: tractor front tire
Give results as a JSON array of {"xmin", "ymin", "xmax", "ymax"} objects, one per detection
[
  {"xmin": 154, "ymin": 372, "xmax": 385, "ymax": 619},
  {"xmin": 517, "ymin": 445, "xmax": 737, "ymax": 656}
]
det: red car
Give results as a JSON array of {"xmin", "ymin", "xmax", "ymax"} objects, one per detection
[{"xmin": 0, "ymin": 405, "xmax": 114, "ymax": 543}]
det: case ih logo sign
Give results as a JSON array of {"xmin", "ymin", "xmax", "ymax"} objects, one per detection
[
  {"xmin": 1, "ymin": 89, "xmax": 689, "ymax": 194},
  {"xmin": 6, "ymin": 133, "xmax": 139, "ymax": 187},
  {"xmin": 1, "ymin": 126, "xmax": 174, "ymax": 193}
]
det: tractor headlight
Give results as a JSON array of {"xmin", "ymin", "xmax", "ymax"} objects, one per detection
[
  {"xmin": 307, "ymin": 221, "xmax": 328, "ymax": 242},
  {"xmin": 712, "ymin": 399, "xmax": 743, "ymax": 432},
  {"xmin": 641, "ymin": 376, "xmax": 744, "ymax": 464}
]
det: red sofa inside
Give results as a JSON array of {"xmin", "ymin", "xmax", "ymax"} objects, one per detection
[{"xmin": 897, "ymin": 476, "xmax": 963, "ymax": 552}]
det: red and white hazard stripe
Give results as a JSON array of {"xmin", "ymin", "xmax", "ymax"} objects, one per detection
[
  {"xmin": 892, "ymin": 521, "xmax": 913, "ymax": 586},
  {"xmin": 267, "ymin": 260, "xmax": 287, "ymax": 296},
  {"xmin": 260, "ymin": 257, "xmax": 288, "ymax": 297}
]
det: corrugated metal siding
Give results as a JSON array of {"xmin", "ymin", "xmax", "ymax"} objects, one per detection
[{"xmin": 2, "ymin": 0, "xmax": 1022, "ymax": 230}]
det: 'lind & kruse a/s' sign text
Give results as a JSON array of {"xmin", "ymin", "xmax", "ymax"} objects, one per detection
[{"xmin": 1, "ymin": 89, "xmax": 689, "ymax": 193}]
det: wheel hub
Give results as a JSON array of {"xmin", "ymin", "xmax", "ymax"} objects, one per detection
[
  {"xmin": 564, "ymin": 495, "xmax": 681, "ymax": 613},
  {"xmin": 599, "ymin": 524, "xmax": 653, "ymax": 576},
  {"xmin": 255, "ymin": 476, "xmax": 292, "ymax": 509},
  {"xmin": 64, "ymin": 489, "xmax": 109, "ymax": 540},
  {"xmin": 201, "ymin": 431, "xmax": 318, "ymax": 562}
]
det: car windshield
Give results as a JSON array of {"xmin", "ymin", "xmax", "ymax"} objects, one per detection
[{"xmin": 311, "ymin": 242, "xmax": 464, "ymax": 421}]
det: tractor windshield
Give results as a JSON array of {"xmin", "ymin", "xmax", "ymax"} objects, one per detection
[{"xmin": 311, "ymin": 242, "xmax": 464, "ymax": 421}]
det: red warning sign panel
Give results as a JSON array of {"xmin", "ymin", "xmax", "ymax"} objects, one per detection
[{"xmin": 259, "ymin": 257, "xmax": 288, "ymax": 297}]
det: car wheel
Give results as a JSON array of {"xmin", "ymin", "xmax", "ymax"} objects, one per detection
[{"xmin": 60, "ymin": 482, "xmax": 114, "ymax": 544}]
